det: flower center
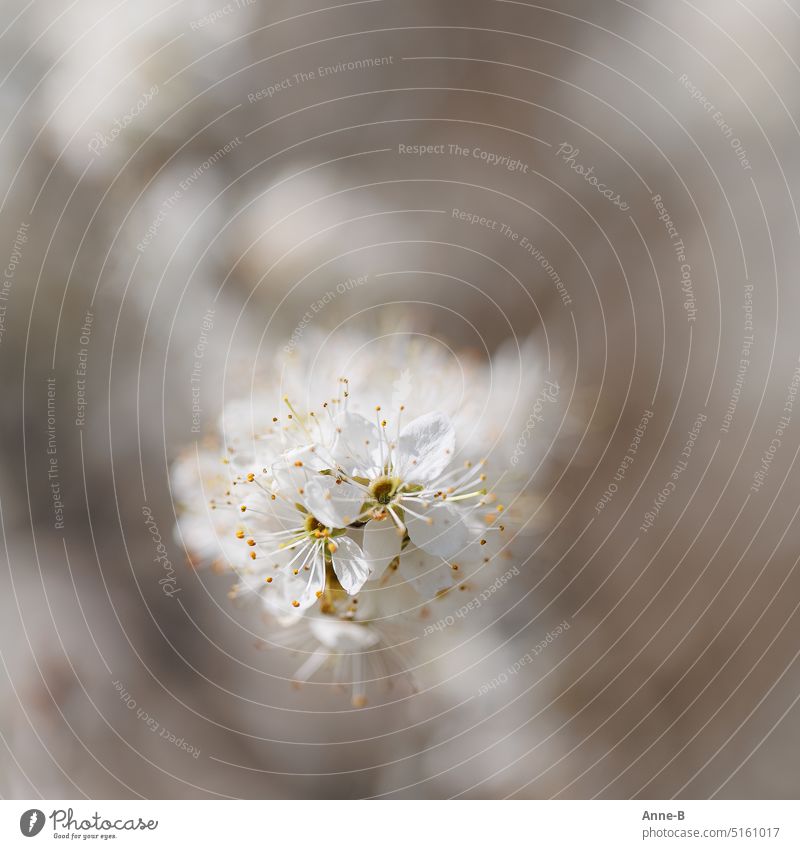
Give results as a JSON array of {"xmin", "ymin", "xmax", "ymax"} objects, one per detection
[
  {"xmin": 369, "ymin": 475, "xmax": 400, "ymax": 505},
  {"xmin": 304, "ymin": 514, "xmax": 325, "ymax": 535}
]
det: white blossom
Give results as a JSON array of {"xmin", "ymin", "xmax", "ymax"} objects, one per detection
[{"xmin": 173, "ymin": 332, "xmax": 548, "ymax": 705}]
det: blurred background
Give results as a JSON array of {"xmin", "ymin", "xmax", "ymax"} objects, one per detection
[{"xmin": 1, "ymin": 0, "xmax": 799, "ymax": 798}]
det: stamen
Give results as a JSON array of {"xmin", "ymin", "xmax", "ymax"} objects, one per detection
[
  {"xmin": 375, "ymin": 408, "xmax": 386, "ymax": 470},
  {"xmin": 294, "ymin": 648, "xmax": 328, "ymax": 683},
  {"xmin": 396, "ymin": 499, "xmax": 436, "ymax": 524},
  {"xmin": 387, "ymin": 504, "xmax": 406, "ymax": 533}
]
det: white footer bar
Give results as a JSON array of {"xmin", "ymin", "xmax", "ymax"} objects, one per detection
[{"xmin": 1, "ymin": 800, "xmax": 796, "ymax": 848}]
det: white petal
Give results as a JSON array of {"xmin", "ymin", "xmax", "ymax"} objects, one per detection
[
  {"xmin": 309, "ymin": 617, "xmax": 381, "ymax": 651},
  {"xmin": 285, "ymin": 546, "xmax": 326, "ymax": 611},
  {"xmin": 331, "ymin": 536, "xmax": 371, "ymax": 595},
  {"xmin": 396, "ymin": 412, "xmax": 456, "ymax": 483},
  {"xmin": 333, "ymin": 411, "xmax": 383, "ymax": 476},
  {"xmin": 303, "ymin": 475, "xmax": 364, "ymax": 529},
  {"xmin": 270, "ymin": 458, "xmax": 307, "ymax": 495},
  {"xmin": 263, "ymin": 495, "xmax": 304, "ymax": 529},
  {"xmin": 402, "ymin": 549, "xmax": 456, "ymax": 597},
  {"xmin": 406, "ymin": 501, "xmax": 469, "ymax": 558},
  {"xmin": 289, "ymin": 443, "xmax": 336, "ymax": 472},
  {"xmin": 263, "ymin": 579, "xmax": 305, "ymax": 626},
  {"xmin": 362, "ymin": 520, "xmax": 403, "ymax": 580}
]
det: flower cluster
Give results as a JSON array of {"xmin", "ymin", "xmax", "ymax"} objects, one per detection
[
  {"xmin": 172, "ymin": 332, "xmax": 549, "ymax": 705},
  {"xmin": 231, "ymin": 388, "xmax": 504, "ymax": 606}
]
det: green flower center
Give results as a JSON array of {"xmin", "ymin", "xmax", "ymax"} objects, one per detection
[
  {"xmin": 369, "ymin": 475, "xmax": 401, "ymax": 505},
  {"xmin": 304, "ymin": 514, "xmax": 325, "ymax": 534}
]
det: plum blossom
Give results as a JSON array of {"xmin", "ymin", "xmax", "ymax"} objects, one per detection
[
  {"xmin": 229, "ymin": 391, "xmax": 502, "ymax": 615},
  {"xmin": 172, "ymin": 331, "xmax": 549, "ymax": 705}
]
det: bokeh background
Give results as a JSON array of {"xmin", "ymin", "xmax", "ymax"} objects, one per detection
[{"xmin": 1, "ymin": 0, "xmax": 799, "ymax": 798}]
